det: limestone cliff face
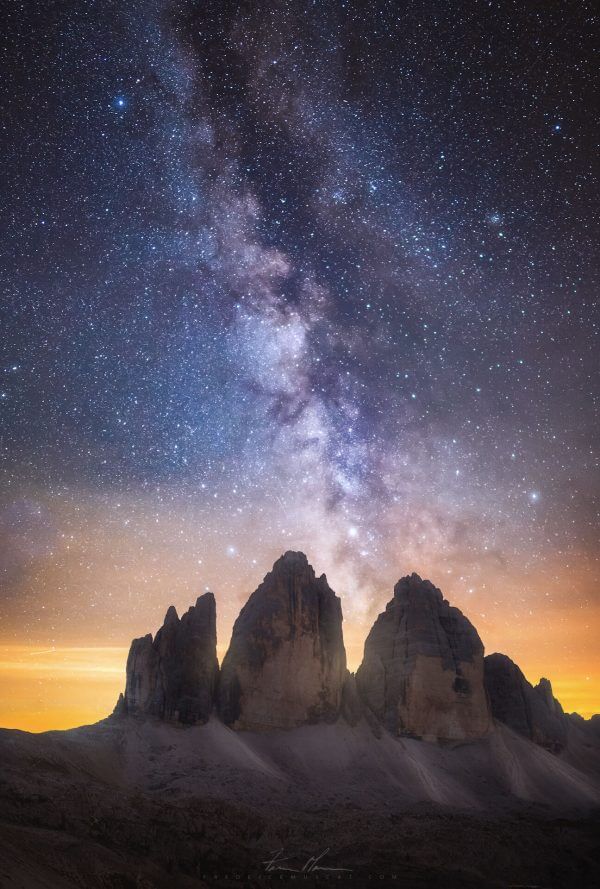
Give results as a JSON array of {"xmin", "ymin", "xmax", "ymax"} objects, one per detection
[
  {"xmin": 356, "ymin": 574, "xmax": 492, "ymax": 741},
  {"xmin": 218, "ymin": 551, "xmax": 347, "ymax": 730},
  {"xmin": 121, "ymin": 592, "xmax": 218, "ymax": 725},
  {"xmin": 484, "ymin": 653, "xmax": 567, "ymax": 752}
]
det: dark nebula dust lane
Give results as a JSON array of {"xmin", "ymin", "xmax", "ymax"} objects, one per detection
[{"xmin": 0, "ymin": 0, "xmax": 598, "ymax": 725}]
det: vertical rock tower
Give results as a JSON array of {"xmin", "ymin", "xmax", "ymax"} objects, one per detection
[
  {"xmin": 121, "ymin": 592, "xmax": 218, "ymax": 724},
  {"xmin": 356, "ymin": 573, "xmax": 492, "ymax": 740},
  {"xmin": 218, "ymin": 551, "xmax": 347, "ymax": 730}
]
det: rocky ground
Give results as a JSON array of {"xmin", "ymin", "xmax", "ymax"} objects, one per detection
[{"xmin": 0, "ymin": 715, "xmax": 599, "ymax": 888}]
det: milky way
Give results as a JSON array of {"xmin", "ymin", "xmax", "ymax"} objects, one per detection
[{"xmin": 1, "ymin": 1, "xmax": 598, "ymax": 722}]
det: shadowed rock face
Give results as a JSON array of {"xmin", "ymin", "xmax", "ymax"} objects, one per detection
[
  {"xmin": 121, "ymin": 592, "xmax": 218, "ymax": 725},
  {"xmin": 536, "ymin": 676, "xmax": 565, "ymax": 717},
  {"xmin": 356, "ymin": 574, "xmax": 492, "ymax": 741},
  {"xmin": 218, "ymin": 551, "xmax": 347, "ymax": 730},
  {"xmin": 484, "ymin": 653, "xmax": 567, "ymax": 752}
]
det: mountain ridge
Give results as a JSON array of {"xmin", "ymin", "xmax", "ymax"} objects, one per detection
[{"xmin": 115, "ymin": 551, "xmax": 598, "ymax": 742}]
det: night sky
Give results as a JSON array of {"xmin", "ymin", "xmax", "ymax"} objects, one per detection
[{"xmin": 1, "ymin": 0, "xmax": 598, "ymax": 729}]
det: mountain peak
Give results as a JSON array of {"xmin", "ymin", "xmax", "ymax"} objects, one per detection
[
  {"xmin": 281, "ymin": 549, "xmax": 309, "ymax": 562},
  {"xmin": 271, "ymin": 550, "xmax": 313, "ymax": 574},
  {"xmin": 392, "ymin": 573, "xmax": 444, "ymax": 605},
  {"xmin": 535, "ymin": 676, "xmax": 565, "ymax": 717},
  {"xmin": 357, "ymin": 573, "xmax": 490, "ymax": 740},
  {"xmin": 196, "ymin": 591, "xmax": 215, "ymax": 607},
  {"xmin": 163, "ymin": 605, "xmax": 179, "ymax": 626},
  {"xmin": 218, "ymin": 553, "xmax": 346, "ymax": 730},
  {"xmin": 536, "ymin": 676, "xmax": 553, "ymax": 694}
]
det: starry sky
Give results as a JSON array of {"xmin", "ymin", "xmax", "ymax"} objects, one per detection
[{"xmin": 1, "ymin": 0, "xmax": 599, "ymax": 730}]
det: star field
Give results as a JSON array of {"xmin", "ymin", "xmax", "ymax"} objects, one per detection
[{"xmin": 0, "ymin": 0, "xmax": 598, "ymax": 727}]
